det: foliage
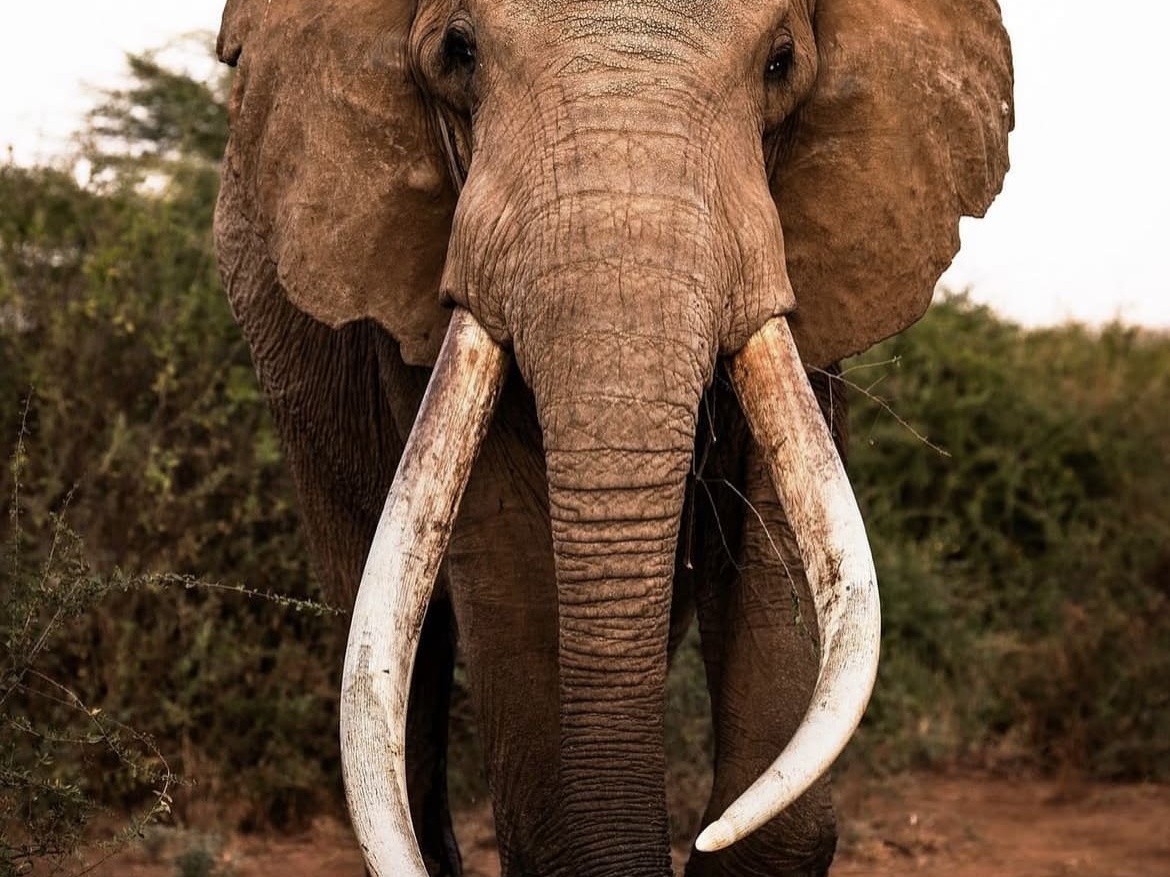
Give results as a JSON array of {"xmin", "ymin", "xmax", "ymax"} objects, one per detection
[
  {"xmin": 1, "ymin": 45, "xmax": 344, "ymax": 856},
  {"xmin": 172, "ymin": 838, "xmax": 231, "ymax": 877},
  {"xmin": 843, "ymin": 293, "xmax": 1170, "ymax": 778},
  {"xmin": 86, "ymin": 45, "xmax": 230, "ymax": 170},
  {"xmin": 1, "ymin": 432, "xmax": 174, "ymax": 875}
]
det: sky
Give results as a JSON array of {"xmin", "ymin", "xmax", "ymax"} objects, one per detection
[{"xmin": 2, "ymin": 1, "xmax": 1167, "ymax": 329}]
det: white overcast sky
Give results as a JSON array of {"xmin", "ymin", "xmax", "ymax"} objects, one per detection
[{"xmin": 1, "ymin": 1, "xmax": 1167, "ymax": 329}]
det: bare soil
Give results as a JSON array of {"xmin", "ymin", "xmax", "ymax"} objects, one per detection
[{"xmin": 77, "ymin": 773, "xmax": 1170, "ymax": 877}]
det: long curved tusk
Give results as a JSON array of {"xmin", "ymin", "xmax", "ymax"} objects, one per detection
[
  {"xmin": 340, "ymin": 308, "xmax": 508, "ymax": 877},
  {"xmin": 696, "ymin": 316, "xmax": 881, "ymax": 853}
]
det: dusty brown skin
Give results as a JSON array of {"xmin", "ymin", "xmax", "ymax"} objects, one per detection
[{"xmin": 213, "ymin": 0, "xmax": 1012, "ymax": 875}]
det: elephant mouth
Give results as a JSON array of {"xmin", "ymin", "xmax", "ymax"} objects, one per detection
[{"xmin": 337, "ymin": 307, "xmax": 881, "ymax": 875}]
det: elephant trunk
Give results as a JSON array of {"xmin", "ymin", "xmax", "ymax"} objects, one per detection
[
  {"xmin": 545, "ymin": 449, "xmax": 685, "ymax": 871},
  {"xmin": 489, "ymin": 131, "xmax": 723, "ymax": 866},
  {"xmin": 533, "ymin": 327, "xmax": 705, "ymax": 873}
]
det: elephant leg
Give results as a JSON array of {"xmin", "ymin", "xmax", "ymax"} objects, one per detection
[
  {"xmin": 687, "ymin": 371, "xmax": 845, "ymax": 877},
  {"xmin": 235, "ymin": 287, "xmax": 463, "ymax": 875},
  {"xmin": 689, "ymin": 448, "xmax": 838, "ymax": 877},
  {"xmin": 405, "ymin": 592, "xmax": 463, "ymax": 877},
  {"xmin": 443, "ymin": 374, "xmax": 564, "ymax": 877},
  {"xmin": 261, "ymin": 320, "xmax": 463, "ymax": 876}
]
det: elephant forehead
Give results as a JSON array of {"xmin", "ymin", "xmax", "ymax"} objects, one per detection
[
  {"xmin": 507, "ymin": 0, "xmax": 727, "ymax": 30},
  {"xmin": 483, "ymin": 0, "xmax": 793, "ymax": 55}
]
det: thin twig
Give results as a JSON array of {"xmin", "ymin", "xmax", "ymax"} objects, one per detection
[{"xmin": 812, "ymin": 363, "xmax": 952, "ymax": 458}]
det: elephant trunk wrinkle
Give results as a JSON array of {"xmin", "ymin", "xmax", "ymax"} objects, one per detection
[{"xmin": 535, "ymin": 359, "xmax": 700, "ymax": 876}]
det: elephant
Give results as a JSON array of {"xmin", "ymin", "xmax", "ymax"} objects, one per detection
[{"xmin": 211, "ymin": 0, "xmax": 1012, "ymax": 874}]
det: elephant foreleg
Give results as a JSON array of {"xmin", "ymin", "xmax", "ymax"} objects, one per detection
[
  {"xmin": 228, "ymin": 266, "xmax": 464, "ymax": 873},
  {"xmin": 689, "ymin": 444, "xmax": 838, "ymax": 877},
  {"xmin": 407, "ymin": 593, "xmax": 463, "ymax": 877},
  {"xmin": 443, "ymin": 375, "xmax": 566, "ymax": 877},
  {"xmin": 686, "ymin": 369, "xmax": 846, "ymax": 877}
]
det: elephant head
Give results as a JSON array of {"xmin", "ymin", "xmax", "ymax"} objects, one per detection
[{"xmin": 214, "ymin": 0, "xmax": 1011, "ymax": 873}]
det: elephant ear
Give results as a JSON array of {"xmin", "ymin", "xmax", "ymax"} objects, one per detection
[
  {"xmin": 216, "ymin": 0, "xmax": 455, "ymax": 365},
  {"xmin": 773, "ymin": 0, "xmax": 1013, "ymax": 368}
]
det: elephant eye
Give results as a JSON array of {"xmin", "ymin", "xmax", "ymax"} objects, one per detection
[
  {"xmin": 443, "ymin": 25, "xmax": 477, "ymax": 76},
  {"xmin": 765, "ymin": 42, "xmax": 795, "ymax": 83}
]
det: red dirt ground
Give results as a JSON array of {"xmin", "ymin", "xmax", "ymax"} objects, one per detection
[{"xmin": 77, "ymin": 773, "xmax": 1170, "ymax": 877}]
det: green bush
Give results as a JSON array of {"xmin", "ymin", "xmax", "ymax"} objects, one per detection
[
  {"xmin": 1, "ymin": 454, "xmax": 174, "ymax": 873},
  {"xmin": 1, "ymin": 50, "xmax": 345, "ymax": 838},
  {"xmin": 845, "ymin": 294, "xmax": 1170, "ymax": 778}
]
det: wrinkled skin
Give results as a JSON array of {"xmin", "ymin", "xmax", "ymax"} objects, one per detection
[{"xmin": 213, "ymin": 0, "xmax": 1012, "ymax": 874}]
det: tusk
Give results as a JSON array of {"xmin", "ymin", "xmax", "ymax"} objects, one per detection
[
  {"xmin": 340, "ymin": 308, "xmax": 507, "ymax": 877},
  {"xmin": 696, "ymin": 316, "xmax": 881, "ymax": 853}
]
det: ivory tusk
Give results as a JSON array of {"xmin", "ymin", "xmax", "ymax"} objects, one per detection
[
  {"xmin": 696, "ymin": 316, "xmax": 881, "ymax": 853},
  {"xmin": 340, "ymin": 308, "xmax": 507, "ymax": 877}
]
